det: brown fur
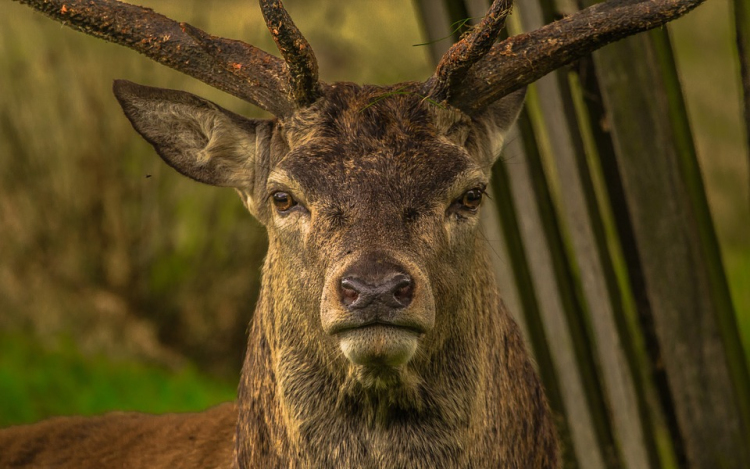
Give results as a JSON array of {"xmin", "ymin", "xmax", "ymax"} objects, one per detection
[
  {"xmin": 0, "ymin": 81, "xmax": 559, "ymax": 468},
  {"xmin": 0, "ymin": 403, "xmax": 235, "ymax": 468}
]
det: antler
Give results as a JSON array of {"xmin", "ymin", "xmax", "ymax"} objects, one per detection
[
  {"xmin": 260, "ymin": 0, "xmax": 320, "ymax": 107},
  {"xmin": 437, "ymin": 0, "xmax": 706, "ymax": 114},
  {"xmin": 422, "ymin": 0, "xmax": 513, "ymax": 103},
  {"xmin": 14, "ymin": 0, "xmax": 707, "ymax": 118},
  {"xmin": 12, "ymin": 0, "xmax": 318, "ymax": 117}
]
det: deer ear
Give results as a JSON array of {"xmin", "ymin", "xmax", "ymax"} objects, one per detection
[
  {"xmin": 113, "ymin": 80, "xmax": 266, "ymax": 189},
  {"xmin": 471, "ymin": 87, "xmax": 526, "ymax": 167}
]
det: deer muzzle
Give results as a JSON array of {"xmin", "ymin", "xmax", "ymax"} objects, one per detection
[{"xmin": 321, "ymin": 252, "xmax": 435, "ymax": 368}]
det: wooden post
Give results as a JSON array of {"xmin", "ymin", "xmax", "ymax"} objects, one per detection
[{"xmin": 585, "ymin": 24, "xmax": 750, "ymax": 469}]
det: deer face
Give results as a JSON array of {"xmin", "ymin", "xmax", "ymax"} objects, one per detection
[{"xmin": 114, "ymin": 80, "xmax": 523, "ymax": 387}]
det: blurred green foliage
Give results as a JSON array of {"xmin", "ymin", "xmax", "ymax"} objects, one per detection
[{"xmin": 0, "ymin": 334, "xmax": 235, "ymax": 427}]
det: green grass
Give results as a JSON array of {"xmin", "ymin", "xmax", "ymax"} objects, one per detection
[{"xmin": 0, "ymin": 334, "xmax": 236, "ymax": 428}]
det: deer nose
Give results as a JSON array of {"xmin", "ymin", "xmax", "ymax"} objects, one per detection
[{"xmin": 340, "ymin": 273, "xmax": 414, "ymax": 310}]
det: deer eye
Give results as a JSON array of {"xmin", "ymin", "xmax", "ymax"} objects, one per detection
[
  {"xmin": 272, "ymin": 192, "xmax": 297, "ymax": 212},
  {"xmin": 460, "ymin": 188, "xmax": 484, "ymax": 211}
]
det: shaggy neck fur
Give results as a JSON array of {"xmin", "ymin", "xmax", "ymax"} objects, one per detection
[{"xmin": 233, "ymin": 249, "xmax": 559, "ymax": 469}]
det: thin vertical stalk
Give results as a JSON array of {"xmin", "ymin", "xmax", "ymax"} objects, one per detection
[{"xmin": 735, "ymin": 0, "xmax": 750, "ymax": 208}]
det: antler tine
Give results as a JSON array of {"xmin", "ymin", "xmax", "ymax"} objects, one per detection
[
  {"xmin": 422, "ymin": 0, "xmax": 513, "ymax": 104},
  {"xmin": 449, "ymin": 0, "xmax": 708, "ymax": 115},
  {"xmin": 259, "ymin": 0, "xmax": 320, "ymax": 108},
  {"xmin": 13, "ymin": 0, "xmax": 296, "ymax": 117}
]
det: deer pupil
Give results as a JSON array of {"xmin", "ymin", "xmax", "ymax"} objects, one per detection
[
  {"xmin": 273, "ymin": 192, "xmax": 295, "ymax": 211},
  {"xmin": 462, "ymin": 189, "xmax": 483, "ymax": 210}
]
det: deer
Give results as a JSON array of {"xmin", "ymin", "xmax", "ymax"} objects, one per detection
[{"xmin": 0, "ymin": 0, "xmax": 706, "ymax": 467}]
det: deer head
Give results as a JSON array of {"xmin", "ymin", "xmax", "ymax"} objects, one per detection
[
  {"xmin": 112, "ymin": 81, "xmax": 525, "ymax": 373},
  {"xmin": 108, "ymin": 0, "xmax": 534, "ymax": 385}
]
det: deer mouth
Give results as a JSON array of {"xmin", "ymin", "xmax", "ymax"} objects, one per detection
[
  {"xmin": 336, "ymin": 323, "xmax": 422, "ymax": 368},
  {"xmin": 324, "ymin": 307, "xmax": 433, "ymax": 368},
  {"xmin": 328, "ymin": 318, "xmax": 428, "ymax": 336}
]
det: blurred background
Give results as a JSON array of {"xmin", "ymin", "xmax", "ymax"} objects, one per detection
[{"xmin": 0, "ymin": 0, "xmax": 747, "ymax": 428}]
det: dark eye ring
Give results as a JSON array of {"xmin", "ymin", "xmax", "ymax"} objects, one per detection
[
  {"xmin": 461, "ymin": 188, "xmax": 484, "ymax": 211},
  {"xmin": 272, "ymin": 191, "xmax": 297, "ymax": 212}
]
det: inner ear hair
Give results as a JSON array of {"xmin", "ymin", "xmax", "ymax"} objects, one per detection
[
  {"xmin": 113, "ymin": 79, "xmax": 264, "ymax": 188},
  {"xmin": 470, "ymin": 87, "xmax": 527, "ymax": 168}
]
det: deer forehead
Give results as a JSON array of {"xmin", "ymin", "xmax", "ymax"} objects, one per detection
[
  {"xmin": 271, "ymin": 83, "xmax": 482, "ymax": 206},
  {"xmin": 283, "ymin": 83, "xmax": 472, "ymax": 147}
]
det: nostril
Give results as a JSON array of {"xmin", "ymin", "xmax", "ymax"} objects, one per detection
[
  {"xmin": 340, "ymin": 278, "xmax": 360, "ymax": 307},
  {"xmin": 391, "ymin": 275, "xmax": 413, "ymax": 307},
  {"xmin": 339, "ymin": 271, "xmax": 414, "ymax": 310}
]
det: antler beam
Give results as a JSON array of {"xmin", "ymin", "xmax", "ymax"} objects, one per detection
[
  {"xmin": 13, "ymin": 0, "xmax": 296, "ymax": 117},
  {"xmin": 446, "ymin": 0, "xmax": 707, "ymax": 114}
]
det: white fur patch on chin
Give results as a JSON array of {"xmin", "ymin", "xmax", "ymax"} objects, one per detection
[{"xmin": 339, "ymin": 326, "xmax": 419, "ymax": 368}]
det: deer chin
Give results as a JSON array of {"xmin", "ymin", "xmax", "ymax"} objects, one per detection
[{"xmin": 338, "ymin": 324, "xmax": 420, "ymax": 367}]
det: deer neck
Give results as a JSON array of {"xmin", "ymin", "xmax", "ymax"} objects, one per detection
[{"xmin": 232, "ymin": 252, "xmax": 535, "ymax": 468}]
